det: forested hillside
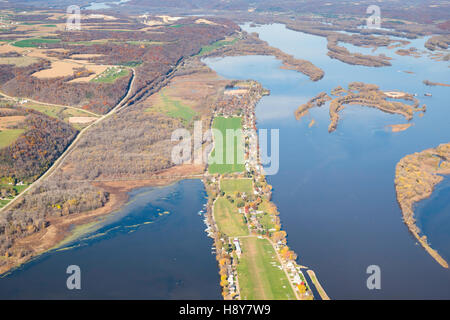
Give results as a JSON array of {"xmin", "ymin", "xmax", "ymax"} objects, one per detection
[{"xmin": 0, "ymin": 105, "xmax": 77, "ymax": 182}]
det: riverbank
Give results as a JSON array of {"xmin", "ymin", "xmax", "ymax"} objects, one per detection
[
  {"xmin": 202, "ymin": 31, "xmax": 324, "ymax": 81},
  {"xmin": 395, "ymin": 143, "xmax": 450, "ymax": 268}
]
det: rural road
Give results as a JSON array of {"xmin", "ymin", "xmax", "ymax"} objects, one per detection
[{"xmin": 0, "ymin": 68, "xmax": 136, "ymax": 213}]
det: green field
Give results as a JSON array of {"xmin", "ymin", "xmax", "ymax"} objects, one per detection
[
  {"xmin": 0, "ymin": 199, "xmax": 10, "ymax": 208},
  {"xmin": 208, "ymin": 117, "xmax": 245, "ymax": 174},
  {"xmin": 198, "ymin": 38, "xmax": 238, "ymax": 56},
  {"xmin": 213, "ymin": 197, "xmax": 248, "ymax": 237},
  {"xmin": 24, "ymin": 103, "xmax": 96, "ymax": 123},
  {"xmin": 237, "ymin": 237, "xmax": 296, "ymax": 300},
  {"xmin": 118, "ymin": 60, "xmax": 143, "ymax": 67},
  {"xmin": 12, "ymin": 38, "xmax": 61, "ymax": 48},
  {"xmin": 220, "ymin": 178, "xmax": 253, "ymax": 195},
  {"xmin": 147, "ymin": 90, "xmax": 197, "ymax": 124},
  {"xmin": 91, "ymin": 67, "xmax": 130, "ymax": 83},
  {"xmin": 0, "ymin": 129, "xmax": 25, "ymax": 149}
]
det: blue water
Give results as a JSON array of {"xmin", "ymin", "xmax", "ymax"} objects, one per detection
[
  {"xmin": 204, "ymin": 23, "xmax": 450, "ymax": 299},
  {"xmin": 85, "ymin": 2, "xmax": 111, "ymax": 10},
  {"xmin": 415, "ymin": 178, "xmax": 450, "ymax": 263},
  {"xmin": 85, "ymin": 0, "xmax": 130, "ymax": 10},
  {"xmin": 0, "ymin": 22, "xmax": 448, "ymax": 300},
  {"xmin": 0, "ymin": 180, "xmax": 220, "ymax": 299}
]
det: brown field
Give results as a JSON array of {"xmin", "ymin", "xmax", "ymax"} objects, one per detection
[
  {"xmin": 68, "ymin": 116, "xmax": 98, "ymax": 124},
  {"xmin": 0, "ymin": 115, "xmax": 26, "ymax": 129},
  {"xmin": 32, "ymin": 60, "xmax": 80, "ymax": 78},
  {"xmin": 68, "ymin": 65, "xmax": 110, "ymax": 83},
  {"xmin": 195, "ymin": 19, "xmax": 219, "ymax": 26},
  {"xmin": 70, "ymin": 54, "xmax": 105, "ymax": 60},
  {"xmin": 0, "ymin": 56, "xmax": 39, "ymax": 67},
  {"xmin": 146, "ymin": 65, "xmax": 227, "ymax": 116}
]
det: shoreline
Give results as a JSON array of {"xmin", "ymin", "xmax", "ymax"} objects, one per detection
[
  {"xmin": 201, "ymin": 80, "xmax": 316, "ymax": 300},
  {"xmin": 0, "ymin": 164, "xmax": 205, "ymax": 275},
  {"xmin": 395, "ymin": 143, "xmax": 450, "ymax": 269},
  {"xmin": 306, "ymin": 270, "xmax": 330, "ymax": 300}
]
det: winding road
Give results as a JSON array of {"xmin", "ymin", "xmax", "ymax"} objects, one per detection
[{"xmin": 0, "ymin": 68, "xmax": 136, "ymax": 213}]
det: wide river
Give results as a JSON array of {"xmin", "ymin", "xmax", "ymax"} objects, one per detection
[
  {"xmin": 204, "ymin": 23, "xmax": 450, "ymax": 299},
  {"xmin": 0, "ymin": 23, "xmax": 448, "ymax": 299}
]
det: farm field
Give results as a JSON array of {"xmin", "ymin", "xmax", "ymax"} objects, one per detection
[
  {"xmin": 237, "ymin": 237, "xmax": 296, "ymax": 300},
  {"xmin": 12, "ymin": 38, "xmax": 61, "ymax": 48},
  {"xmin": 213, "ymin": 197, "xmax": 248, "ymax": 237},
  {"xmin": 24, "ymin": 103, "xmax": 98, "ymax": 121},
  {"xmin": 0, "ymin": 129, "xmax": 25, "ymax": 149},
  {"xmin": 220, "ymin": 178, "xmax": 253, "ymax": 195},
  {"xmin": 0, "ymin": 56, "xmax": 39, "ymax": 67},
  {"xmin": 208, "ymin": 116, "xmax": 244, "ymax": 174}
]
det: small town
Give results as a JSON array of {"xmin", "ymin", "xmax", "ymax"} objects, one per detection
[{"xmin": 201, "ymin": 80, "xmax": 321, "ymax": 300}]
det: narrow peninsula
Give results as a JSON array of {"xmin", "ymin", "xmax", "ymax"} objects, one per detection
[{"xmin": 395, "ymin": 143, "xmax": 450, "ymax": 268}]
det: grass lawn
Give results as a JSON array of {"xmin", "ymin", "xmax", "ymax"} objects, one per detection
[
  {"xmin": 220, "ymin": 178, "xmax": 253, "ymax": 195},
  {"xmin": 146, "ymin": 89, "xmax": 197, "ymax": 124},
  {"xmin": 237, "ymin": 237, "xmax": 296, "ymax": 300},
  {"xmin": 0, "ymin": 199, "xmax": 10, "ymax": 208},
  {"xmin": 257, "ymin": 199, "xmax": 277, "ymax": 231},
  {"xmin": 0, "ymin": 129, "xmax": 25, "ymax": 149},
  {"xmin": 213, "ymin": 197, "xmax": 248, "ymax": 237},
  {"xmin": 208, "ymin": 116, "xmax": 245, "ymax": 174},
  {"xmin": 91, "ymin": 67, "xmax": 130, "ymax": 83},
  {"xmin": 13, "ymin": 38, "xmax": 61, "ymax": 48}
]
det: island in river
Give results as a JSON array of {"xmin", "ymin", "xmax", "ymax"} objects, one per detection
[
  {"xmin": 395, "ymin": 143, "xmax": 450, "ymax": 268},
  {"xmin": 295, "ymin": 82, "xmax": 424, "ymax": 133}
]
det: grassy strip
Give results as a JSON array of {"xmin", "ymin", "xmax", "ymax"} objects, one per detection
[
  {"xmin": 198, "ymin": 38, "xmax": 238, "ymax": 56},
  {"xmin": 208, "ymin": 116, "xmax": 244, "ymax": 174},
  {"xmin": 237, "ymin": 237, "xmax": 296, "ymax": 300}
]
